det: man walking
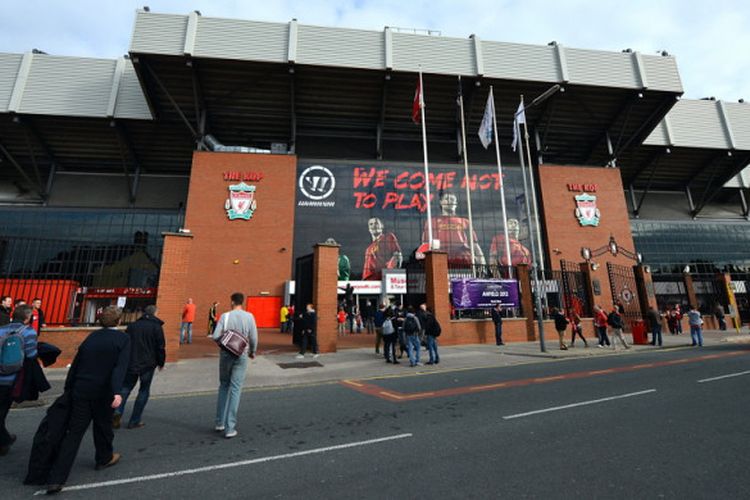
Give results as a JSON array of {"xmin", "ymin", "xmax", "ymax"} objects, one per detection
[
  {"xmin": 45, "ymin": 306, "xmax": 130, "ymax": 494},
  {"xmin": 422, "ymin": 305, "xmax": 441, "ymax": 365},
  {"xmin": 713, "ymin": 303, "xmax": 726, "ymax": 331},
  {"xmin": 212, "ymin": 293, "xmax": 257, "ymax": 439},
  {"xmin": 403, "ymin": 306, "xmax": 422, "ymax": 367},
  {"xmin": 607, "ymin": 306, "xmax": 630, "ymax": 350},
  {"xmin": 550, "ymin": 307, "xmax": 569, "ymax": 350},
  {"xmin": 687, "ymin": 305, "xmax": 704, "ymax": 347},
  {"xmin": 0, "ymin": 305, "xmax": 38, "ymax": 456},
  {"xmin": 593, "ymin": 305, "xmax": 610, "ymax": 347},
  {"xmin": 647, "ymin": 307, "xmax": 663, "ymax": 347},
  {"xmin": 296, "ymin": 303, "xmax": 319, "ymax": 359},
  {"xmin": 113, "ymin": 305, "xmax": 166, "ymax": 430},
  {"xmin": 491, "ymin": 304, "xmax": 504, "ymax": 346},
  {"xmin": 180, "ymin": 298, "xmax": 196, "ymax": 345}
]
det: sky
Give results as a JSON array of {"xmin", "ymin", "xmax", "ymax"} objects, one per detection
[{"xmin": 0, "ymin": 0, "xmax": 748, "ymax": 101}]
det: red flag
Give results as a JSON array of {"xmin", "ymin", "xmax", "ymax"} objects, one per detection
[{"xmin": 412, "ymin": 77, "xmax": 423, "ymax": 124}]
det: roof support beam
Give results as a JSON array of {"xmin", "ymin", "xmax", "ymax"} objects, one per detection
[
  {"xmin": 686, "ymin": 150, "xmax": 727, "ymax": 188},
  {"xmin": 376, "ymin": 72, "xmax": 389, "ymax": 160},
  {"xmin": 632, "ymin": 151, "xmax": 664, "ymax": 217},
  {"xmin": 0, "ymin": 138, "xmax": 43, "ymax": 199},
  {"xmin": 13, "ymin": 116, "xmax": 61, "ymax": 200},
  {"xmin": 692, "ymin": 152, "xmax": 750, "ymax": 217},
  {"xmin": 624, "ymin": 147, "xmax": 667, "ymax": 186},
  {"xmin": 187, "ymin": 58, "xmax": 208, "ymax": 140},
  {"xmin": 739, "ymin": 188, "xmax": 749, "ymax": 218},
  {"xmin": 42, "ymin": 163, "xmax": 56, "ymax": 207},
  {"xmin": 685, "ymin": 185, "xmax": 695, "ymax": 213},
  {"xmin": 142, "ymin": 60, "xmax": 199, "ymax": 140},
  {"xmin": 289, "ymin": 65, "xmax": 297, "ymax": 154},
  {"xmin": 583, "ymin": 91, "xmax": 640, "ymax": 165},
  {"xmin": 113, "ymin": 121, "xmax": 142, "ymax": 205},
  {"xmin": 614, "ymin": 94, "xmax": 677, "ymax": 159}
]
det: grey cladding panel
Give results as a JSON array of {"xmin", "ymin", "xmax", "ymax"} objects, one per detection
[
  {"xmin": 482, "ymin": 42, "xmax": 559, "ymax": 82},
  {"xmin": 640, "ymin": 55, "xmax": 683, "ymax": 92},
  {"xmin": 725, "ymin": 102, "xmax": 750, "ymax": 150},
  {"xmin": 193, "ymin": 17, "xmax": 288, "ymax": 62},
  {"xmin": 566, "ymin": 48, "xmax": 639, "ymax": 88},
  {"xmin": 644, "ymin": 121, "xmax": 670, "ymax": 146},
  {"xmin": 297, "ymin": 25, "xmax": 384, "ymax": 69},
  {"xmin": 114, "ymin": 62, "xmax": 152, "ymax": 120},
  {"xmin": 18, "ymin": 56, "xmax": 115, "ymax": 117},
  {"xmin": 668, "ymin": 100, "xmax": 730, "ymax": 149},
  {"xmin": 0, "ymin": 53, "xmax": 23, "ymax": 112},
  {"xmin": 130, "ymin": 12, "xmax": 188, "ymax": 55},
  {"xmin": 392, "ymin": 33, "xmax": 474, "ymax": 75}
]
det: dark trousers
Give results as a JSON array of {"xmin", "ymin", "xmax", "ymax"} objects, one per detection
[
  {"xmin": 47, "ymin": 396, "xmax": 115, "ymax": 485},
  {"xmin": 117, "ymin": 368, "xmax": 155, "ymax": 426},
  {"xmin": 718, "ymin": 316, "xmax": 727, "ymax": 330},
  {"xmin": 570, "ymin": 325, "xmax": 587, "ymax": 345},
  {"xmin": 597, "ymin": 325, "xmax": 610, "ymax": 346},
  {"xmin": 494, "ymin": 322, "xmax": 503, "ymax": 345},
  {"xmin": 383, "ymin": 334, "xmax": 397, "ymax": 361},
  {"xmin": 0, "ymin": 385, "xmax": 13, "ymax": 447},
  {"xmin": 299, "ymin": 331, "xmax": 319, "ymax": 355}
]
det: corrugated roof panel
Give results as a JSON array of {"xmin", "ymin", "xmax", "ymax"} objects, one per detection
[
  {"xmin": 114, "ymin": 61, "xmax": 152, "ymax": 120},
  {"xmin": 193, "ymin": 17, "xmax": 288, "ymax": 62},
  {"xmin": 668, "ymin": 100, "xmax": 730, "ymax": 149},
  {"xmin": 643, "ymin": 120, "xmax": 670, "ymax": 146},
  {"xmin": 0, "ymin": 53, "xmax": 23, "ymax": 112},
  {"xmin": 482, "ymin": 41, "xmax": 559, "ymax": 82},
  {"xmin": 566, "ymin": 48, "xmax": 639, "ymax": 89},
  {"xmin": 724, "ymin": 102, "xmax": 750, "ymax": 150},
  {"xmin": 18, "ymin": 55, "xmax": 115, "ymax": 117},
  {"xmin": 392, "ymin": 33, "xmax": 474, "ymax": 75},
  {"xmin": 640, "ymin": 54, "xmax": 683, "ymax": 92},
  {"xmin": 297, "ymin": 25, "xmax": 384, "ymax": 70},
  {"xmin": 130, "ymin": 11, "xmax": 187, "ymax": 56}
]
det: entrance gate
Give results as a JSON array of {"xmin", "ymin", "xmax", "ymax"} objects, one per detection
[
  {"xmin": 606, "ymin": 262, "xmax": 642, "ymax": 331},
  {"xmin": 560, "ymin": 260, "xmax": 592, "ymax": 318}
]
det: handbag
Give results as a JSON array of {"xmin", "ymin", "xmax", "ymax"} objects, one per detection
[{"xmin": 218, "ymin": 314, "xmax": 248, "ymax": 357}]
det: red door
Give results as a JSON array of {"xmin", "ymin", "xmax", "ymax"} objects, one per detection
[{"xmin": 246, "ymin": 296, "xmax": 283, "ymax": 328}]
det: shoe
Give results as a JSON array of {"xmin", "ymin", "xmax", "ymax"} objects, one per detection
[
  {"xmin": 95, "ymin": 452, "xmax": 121, "ymax": 471},
  {"xmin": 415, "ymin": 362, "xmax": 423, "ymax": 366},
  {"xmin": 215, "ymin": 425, "xmax": 225, "ymax": 432},
  {"xmin": 112, "ymin": 413, "xmax": 121, "ymax": 429},
  {"xmin": 225, "ymin": 430, "xmax": 238, "ymax": 439},
  {"xmin": 46, "ymin": 484, "xmax": 64, "ymax": 495},
  {"xmin": 313, "ymin": 354, "xmax": 320, "ymax": 359},
  {"xmin": 597, "ymin": 345, "xmax": 604, "ymax": 348},
  {"xmin": 386, "ymin": 359, "xmax": 392, "ymax": 363},
  {"xmin": 295, "ymin": 354, "xmax": 305, "ymax": 359},
  {"xmin": 127, "ymin": 422, "xmax": 145, "ymax": 429},
  {"xmin": 410, "ymin": 363, "xmax": 416, "ymax": 367},
  {"xmin": 435, "ymin": 360, "xmax": 440, "ymax": 364},
  {"xmin": 426, "ymin": 361, "xmax": 434, "ymax": 365},
  {"xmin": 375, "ymin": 350, "xmax": 380, "ymax": 354},
  {"xmin": 584, "ymin": 343, "xmax": 589, "ymax": 348},
  {"xmin": 392, "ymin": 360, "xmax": 400, "ymax": 364}
]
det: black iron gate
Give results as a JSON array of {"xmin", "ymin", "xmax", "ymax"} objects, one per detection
[
  {"xmin": 404, "ymin": 259, "xmax": 426, "ymax": 308},
  {"xmin": 560, "ymin": 260, "xmax": 592, "ymax": 318},
  {"xmin": 607, "ymin": 262, "xmax": 641, "ymax": 331}
]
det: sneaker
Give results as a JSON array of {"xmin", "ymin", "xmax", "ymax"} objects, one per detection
[
  {"xmin": 46, "ymin": 484, "xmax": 64, "ymax": 495},
  {"xmin": 597, "ymin": 345, "xmax": 604, "ymax": 348},
  {"xmin": 392, "ymin": 360, "xmax": 400, "ymax": 364},
  {"xmin": 95, "ymin": 452, "xmax": 121, "ymax": 470},
  {"xmin": 225, "ymin": 430, "xmax": 238, "ymax": 439},
  {"xmin": 313, "ymin": 354, "xmax": 320, "ymax": 359},
  {"xmin": 426, "ymin": 361, "xmax": 434, "ymax": 365},
  {"xmin": 295, "ymin": 354, "xmax": 305, "ymax": 359},
  {"xmin": 215, "ymin": 425, "xmax": 225, "ymax": 432},
  {"xmin": 127, "ymin": 422, "xmax": 145, "ymax": 429}
]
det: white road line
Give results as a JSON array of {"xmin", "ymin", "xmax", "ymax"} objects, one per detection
[
  {"xmin": 502, "ymin": 389, "xmax": 657, "ymax": 420},
  {"xmin": 698, "ymin": 370, "xmax": 750, "ymax": 383},
  {"xmin": 33, "ymin": 433, "xmax": 413, "ymax": 495}
]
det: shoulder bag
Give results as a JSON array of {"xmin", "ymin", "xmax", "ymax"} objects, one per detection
[{"xmin": 218, "ymin": 314, "xmax": 248, "ymax": 357}]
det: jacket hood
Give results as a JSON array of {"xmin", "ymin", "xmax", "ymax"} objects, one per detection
[{"xmin": 140, "ymin": 313, "xmax": 164, "ymax": 325}]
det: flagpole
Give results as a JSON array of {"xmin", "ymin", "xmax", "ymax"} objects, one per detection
[
  {"xmin": 419, "ymin": 69, "xmax": 434, "ymax": 249},
  {"xmin": 457, "ymin": 76, "xmax": 477, "ymax": 276},
  {"xmin": 489, "ymin": 86, "xmax": 513, "ymax": 272},
  {"xmin": 521, "ymin": 99, "xmax": 546, "ymax": 276}
]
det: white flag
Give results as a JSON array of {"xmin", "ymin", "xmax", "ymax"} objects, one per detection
[
  {"xmin": 478, "ymin": 93, "xmax": 494, "ymax": 149},
  {"xmin": 511, "ymin": 100, "xmax": 526, "ymax": 152}
]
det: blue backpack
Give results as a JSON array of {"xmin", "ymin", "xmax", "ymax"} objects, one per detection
[{"xmin": 0, "ymin": 324, "xmax": 26, "ymax": 375}]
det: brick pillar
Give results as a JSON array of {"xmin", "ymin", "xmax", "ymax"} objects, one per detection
[
  {"xmin": 683, "ymin": 272, "xmax": 698, "ymax": 310},
  {"xmin": 313, "ymin": 243, "xmax": 339, "ymax": 353},
  {"xmin": 717, "ymin": 272, "xmax": 741, "ymax": 330},
  {"xmin": 579, "ymin": 262, "xmax": 596, "ymax": 317},
  {"xmin": 155, "ymin": 232, "xmax": 194, "ymax": 363},
  {"xmin": 516, "ymin": 264, "xmax": 535, "ymax": 340},
  {"xmin": 634, "ymin": 264, "xmax": 658, "ymax": 324},
  {"xmin": 425, "ymin": 251, "xmax": 451, "ymax": 329}
]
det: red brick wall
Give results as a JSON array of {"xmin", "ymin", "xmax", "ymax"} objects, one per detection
[
  {"xmin": 313, "ymin": 244, "xmax": 339, "ymax": 353},
  {"xmin": 181, "ymin": 152, "xmax": 297, "ymax": 337},
  {"xmin": 40, "ymin": 327, "xmax": 123, "ymax": 366},
  {"xmin": 156, "ymin": 233, "xmax": 193, "ymax": 361},
  {"xmin": 538, "ymin": 165, "xmax": 637, "ymax": 310}
]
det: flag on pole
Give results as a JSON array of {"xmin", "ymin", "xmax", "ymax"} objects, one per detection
[
  {"xmin": 478, "ymin": 92, "xmax": 494, "ymax": 149},
  {"xmin": 412, "ymin": 76, "xmax": 424, "ymax": 124},
  {"xmin": 511, "ymin": 100, "xmax": 526, "ymax": 152}
]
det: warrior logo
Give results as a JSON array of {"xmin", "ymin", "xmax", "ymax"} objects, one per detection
[
  {"xmin": 225, "ymin": 182, "xmax": 257, "ymax": 220},
  {"xmin": 299, "ymin": 165, "xmax": 335, "ymax": 201},
  {"xmin": 574, "ymin": 193, "xmax": 600, "ymax": 227}
]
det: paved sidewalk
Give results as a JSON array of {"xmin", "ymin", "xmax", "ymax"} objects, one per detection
[{"xmin": 31, "ymin": 328, "xmax": 748, "ymax": 403}]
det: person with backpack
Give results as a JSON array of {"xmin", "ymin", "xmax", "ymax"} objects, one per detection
[
  {"xmin": 422, "ymin": 305, "xmax": 441, "ymax": 365},
  {"xmin": 0, "ymin": 304, "xmax": 38, "ymax": 456},
  {"xmin": 607, "ymin": 305, "xmax": 630, "ymax": 350},
  {"xmin": 403, "ymin": 306, "xmax": 422, "ymax": 367},
  {"xmin": 550, "ymin": 307, "xmax": 569, "ymax": 350},
  {"xmin": 381, "ymin": 308, "xmax": 398, "ymax": 364}
]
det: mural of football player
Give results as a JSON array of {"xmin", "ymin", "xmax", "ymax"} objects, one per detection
[
  {"xmin": 489, "ymin": 218, "xmax": 532, "ymax": 266},
  {"xmin": 423, "ymin": 191, "xmax": 485, "ymax": 266},
  {"xmin": 362, "ymin": 217, "xmax": 402, "ymax": 280}
]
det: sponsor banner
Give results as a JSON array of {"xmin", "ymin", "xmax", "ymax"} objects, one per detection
[
  {"xmin": 82, "ymin": 287, "xmax": 156, "ymax": 298},
  {"xmin": 383, "ymin": 270, "xmax": 407, "ymax": 294},
  {"xmin": 451, "ymin": 279, "xmax": 519, "ymax": 309}
]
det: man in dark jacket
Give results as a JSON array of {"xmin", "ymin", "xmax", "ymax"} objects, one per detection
[
  {"xmin": 45, "ymin": 306, "xmax": 130, "ymax": 494},
  {"xmin": 491, "ymin": 304, "xmax": 504, "ymax": 346},
  {"xmin": 113, "ymin": 305, "xmax": 165, "ymax": 430},
  {"xmin": 296, "ymin": 304, "xmax": 319, "ymax": 358},
  {"xmin": 0, "ymin": 295, "xmax": 12, "ymax": 326},
  {"xmin": 551, "ymin": 307, "xmax": 569, "ymax": 350}
]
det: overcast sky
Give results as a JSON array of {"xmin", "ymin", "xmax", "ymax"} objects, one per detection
[{"xmin": 0, "ymin": 0, "xmax": 747, "ymax": 101}]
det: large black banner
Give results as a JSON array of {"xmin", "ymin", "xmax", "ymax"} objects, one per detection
[{"xmin": 293, "ymin": 160, "xmax": 536, "ymax": 281}]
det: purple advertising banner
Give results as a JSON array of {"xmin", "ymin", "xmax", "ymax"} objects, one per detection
[{"xmin": 451, "ymin": 279, "xmax": 520, "ymax": 309}]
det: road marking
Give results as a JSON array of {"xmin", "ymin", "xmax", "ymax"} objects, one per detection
[
  {"xmin": 502, "ymin": 389, "xmax": 657, "ymax": 420},
  {"xmin": 698, "ymin": 370, "xmax": 750, "ymax": 383},
  {"xmin": 33, "ymin": 433, "xmax": 413, "ymax": 495}
]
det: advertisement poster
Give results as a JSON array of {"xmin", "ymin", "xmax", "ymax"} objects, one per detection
[
  {"xmin": 451, "ymin": 279, "xmax": 520, "ymax": 309},
  {"xmin": 293, "ymin": 160, "xmax": 535, "ymax": 281}
]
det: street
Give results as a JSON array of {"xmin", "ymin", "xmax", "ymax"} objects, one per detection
[{"xmin": 2, "ymin": 344, "xmax": 749, "ymax": 499}]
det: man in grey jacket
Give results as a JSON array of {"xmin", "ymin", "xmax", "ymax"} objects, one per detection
[{"xmin": 212, "ymin": 292, "xmax": 258, "ymax": 439}]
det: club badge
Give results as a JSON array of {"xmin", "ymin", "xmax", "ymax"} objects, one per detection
[{"xmin": 225, "ymin": 182, "xmax": 257, "ymax": 220}]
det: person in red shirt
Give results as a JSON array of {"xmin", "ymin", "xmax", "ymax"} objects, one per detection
[
  {"xmin": 423, "ymin": 192, "xmax": 485, "ymax": 267},
  {"xmin": 489, "ymin": 218, "xmax": 532, "ymax": 266},
  {"xmin": 180, "ymin": 298, "xmax": 197, "ymax": 344},
  {"xmin": 30, "ymin": 298, "xmax": 46, "ymax": 334},
  {"xmin": 336, "ymin": 308, "xmax": 346, "ymax": 335},
  {"xmin": 362, "ymin": 217, "xmax": 402, "ymax": 280},
  {"xmin": 593, "ymin": 305, "xmax": 610, "ymax": 347}
]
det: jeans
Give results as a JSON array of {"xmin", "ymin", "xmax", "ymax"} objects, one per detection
[
  {"xmin": 406, "ymin": 335, "xmax": 421, "ymax": 366},
  {"xmin": 425, "ymin": 335, "xmax": 439, "ymax": 363},
  {"xmin": 690, "ymin": 325, "xmax": 703, "ymax": 346},
  {"xmin": 651, "ymin": 324, "xmax": 663, "ymax": 346},
  {"xmin": 383, "ymin": 334, "xmax": 397, "ymax": 361},
  {"xmin": 180, "ymin": 322, "xmax": 193, "ymax": 344},
  {"xmin": 117, "ymin": 368, "xmax": 155, "ymax": 425},
  {"xmin": 494, "ymin": 322, "xmax": 503, "ymax": 345},
  {"xmin": 216, "ymin": 351, "xmax": 248, "ymax": 434},
  {"xmin": 597, "ymin": 325, "xmax": 610, "ymax": 346}
]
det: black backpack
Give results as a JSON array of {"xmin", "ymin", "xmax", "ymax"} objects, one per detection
[
  {"xmin": 404, "ymin": 315, "xmax": 419, "ymax": 335},
  {"xmin": 429, "ymin": 317, "xmax": 441, "ymax": 337}
]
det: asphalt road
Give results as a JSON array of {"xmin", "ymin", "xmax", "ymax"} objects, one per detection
[{"xmin": 2, "ymin": 344, "xmax": 749, "ymax": 499}]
